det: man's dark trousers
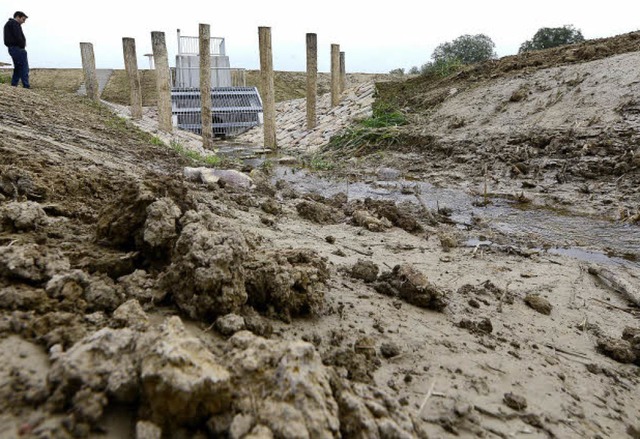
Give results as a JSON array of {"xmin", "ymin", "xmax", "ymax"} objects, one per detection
[{"xmin": 8, "ymin": 46, "xmax": 29, "ymax": 88}]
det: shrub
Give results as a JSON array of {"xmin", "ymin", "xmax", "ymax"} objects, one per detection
[
  {"xmin": 519, "ymin": 25, "xmax": 584, "ymax": 53},
  {"xmin": 432, "ymin": 34, "xmax": 497, "ymax": 65}
]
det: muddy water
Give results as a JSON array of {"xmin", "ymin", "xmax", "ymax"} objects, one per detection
[{"xmin": 275, "ymin": 167, "xmax": 640, "ymax": 268}]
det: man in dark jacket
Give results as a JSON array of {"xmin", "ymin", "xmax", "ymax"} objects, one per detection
[{"xmin": 3, "ymin": 11, "xmax": 29, "ymax": 88}]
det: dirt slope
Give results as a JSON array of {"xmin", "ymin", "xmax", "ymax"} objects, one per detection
[{"xmin": 368, "ymin": 31, "xmax": 640, "ymax": 222}]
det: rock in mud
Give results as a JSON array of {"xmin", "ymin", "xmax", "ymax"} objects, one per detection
[
  {"xmin": 0, "ymin": 200, "xmax": 48, "ymax": 232},
  {"xmin": 141, "ymin": 317, "xmax": 232, "ymax": 425},
  {"xmin": 503, "ymin": 392, "xmax": 528, "ymax": 411},
  {"xmin": 185, "ymin": 167, "xmax": 253, "ymax": 189},
  {"xmin": 208, "ymin": 169, "xmax": 253, "ymax": 189},
  {"xmin": 350, "ymin": 259, "xmax": 379, "ymax": 283},
  {"xmin": 296, "ymin": 200, "xmax": 345, "ymax": 224},
  {"xmin": 524, "ymin": 294, "xmax": 553, "ymax": 315},
  {"xmin": 244, "ymin": 248, "xmax": 329, "ymax": 322},
  {"xmin": 160, "ymin": 211, "xmax": 249, "ymax": 320},
  {"xmin": 374, "ymin": 264, "xmax": 448, "ymax": 311},
  {"xmin": 215, "ymin": 313, "xmax": 246, "ymax": 336},
  {"xmin": 0, "ymin": 243, "xmax": 70, "ymax": 284},
  {"xmin": 351, "ymin": 209, "xmax": 392, "ymax": 232}
]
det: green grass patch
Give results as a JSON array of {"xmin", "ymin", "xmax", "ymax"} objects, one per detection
[
  {"xmin": 150, "ymin": 136, "xmax": 164, "ymax": 146},
  {"xmin": 169, "ymin": 140, "xmax": 224, "ymax": 167},
  {"xmin": 361, "ymin": 102, "xmax": 407, "ymax": 128},
  {"xmin": 325, "ymin": 101, "xmax": 407, "ymax": 155},
  {"xmin": 308, "ymin": 155, "xmax": 335, "ymax": 171}
]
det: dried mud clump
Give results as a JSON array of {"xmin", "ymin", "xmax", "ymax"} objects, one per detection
[
  {"xmin": 597, "ymin": 327, "xmax": 640, "ymax": 365},
  {"xmin": 0, "ymin": 200, "xmax": 48, "ymax": 232},
  {"xmin": 350, "ymin": 259, "xmax": 379, "ymax": 283},
  {"xmin": 374, "ymin": 264, "xmax": 448, "ymax": 311},
  {"xmin": 0, "ymin": 243, "xmax": 70, "ymax": 284},
  {"xmin": 117, "ymin": 269, "xmax": 165, "ymax": 308},
  {"xmin": 0, "ymin": 167, "xmax": 47, "ymax": 200},
  {"xmin": 224, "ymin": 331, "xmax": 426, "ymax": 439},
  {"xmin": 524, "ymin": 293, "xmax": 552, "ymax": 315},
  {"xmin": 47, "ymin": 326, "xmax": 141, "ymax": 432},
  {"xmin": 141, "ymin": 317, "xmax": 232, "ymax": 426},
  {"xmin": 296, "ymin": 199, "xmax": 345, "ymax": 224},
  {"xmin": 46, "ymin": 270, "xmax": 126, "ymax": 313},
  {"xmin": 457, "ymin": 317, "xmax": 493, "ymax": 334},
  {"xmin": 21, "ymin": 312, "xmax": 428, "ymax": 438},
  {"xmin": 503, "ymin": 392, "xmax": 528, "ymax": 411},
  {"xmin": 160, "ymin": 211, "xmax": 249, "ymax": 321},
  {"xmin": 363, "ymin": 198, "xmax": 424, "ymax": 233},
  {"xmin": 244, "ymin": 248, "xmax": 329, "ymax": 322},
  {"xmin": 95, "ymin": 179, "xmax": 192, "ymax": 260},
  {"xmin": 323, "ymin": 337, "xmax": 380, "ymax": 384},
  {"xmin": 351, "ymin": 209, "xmax": 393, "ymax": 232}
]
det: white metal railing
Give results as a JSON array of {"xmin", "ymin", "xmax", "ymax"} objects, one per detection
[{"xmin": 177, "ymin": 29, "xmax": 225, "ymax": 56}]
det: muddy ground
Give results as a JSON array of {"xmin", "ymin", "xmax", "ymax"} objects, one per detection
[{"xmin": 1, "ymin": 32, "xmax": 640, "ymax": 439}]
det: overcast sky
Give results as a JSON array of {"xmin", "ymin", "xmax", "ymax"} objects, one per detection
[{"xmin": 4, "ymin": 0, "xmax": 640, "ymax": 73}]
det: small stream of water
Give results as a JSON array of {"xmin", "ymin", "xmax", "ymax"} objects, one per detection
[{"xmin": 273, "ymin": 167, "xmax": 640, "ymax": 269}]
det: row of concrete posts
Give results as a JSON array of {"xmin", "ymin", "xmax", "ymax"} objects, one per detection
[{"xmin": 79, "ymin": 27, "xmax": 347, "ymax": 151}]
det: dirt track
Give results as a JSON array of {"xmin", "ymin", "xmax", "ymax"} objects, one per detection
[{"xmin": 1, "ymin": 32, "xmax": 639, "ymax": 439}]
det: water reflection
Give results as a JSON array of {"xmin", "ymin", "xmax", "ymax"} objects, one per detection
[{"xmin": 274, "ymin": 167, "xmax": 640, "ymax": 269}]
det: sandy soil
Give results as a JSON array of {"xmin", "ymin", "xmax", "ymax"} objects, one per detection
[{"xmin": 0, "ymin": 32, "xmax": 639, "ymax": 439}]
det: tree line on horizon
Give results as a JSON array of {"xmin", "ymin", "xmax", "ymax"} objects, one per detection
[{"xmin": 390, "ymin": 25, "xmax": 584, "ymax": 77}]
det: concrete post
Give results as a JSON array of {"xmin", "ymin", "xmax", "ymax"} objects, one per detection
[
  {"xmin": 259, "ymin": 26, "xmax": 277, "ymax": 150},
  {"xmin": 122, "ymin": 38, "xmax": 143, "ymax": 120},
  {"xmin": 79, "ymin": 42, "xmax": 99, "ymax": 101},
  {"xmin": 199, "ymin": 23, "xmax": 213, "ymax": 149},
  {"xmin": 306, "ymin": 33, "xmax": 317, "ymax": 130},
  {"xmin": 331, "ymin": 44, "xmax": 340, "ymax": 107},
  {"xmin": 151, "ymin": 31, "xmax": 173, "ymax": 133},
  {"xmin": 340, "ymin": 51, "xmax": 346, "ymax": 93}
]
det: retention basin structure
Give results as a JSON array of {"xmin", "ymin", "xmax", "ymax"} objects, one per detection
[{"xmin": 171, "ymin": 30, "xmax": 263, "ymax": 138}]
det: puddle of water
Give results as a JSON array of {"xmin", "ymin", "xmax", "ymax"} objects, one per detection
[
  {"xmin": 465, "ymin": 239, "xmax": 636, "ymax": 268},
  {"xmin": 274, "ymin": 167, "xmax": 640, "ymax": 269}
]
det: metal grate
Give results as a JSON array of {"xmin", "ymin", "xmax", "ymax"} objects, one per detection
[{"xmin": 171, "ymin": 87, "xmax": 263, "ymax": 138}]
